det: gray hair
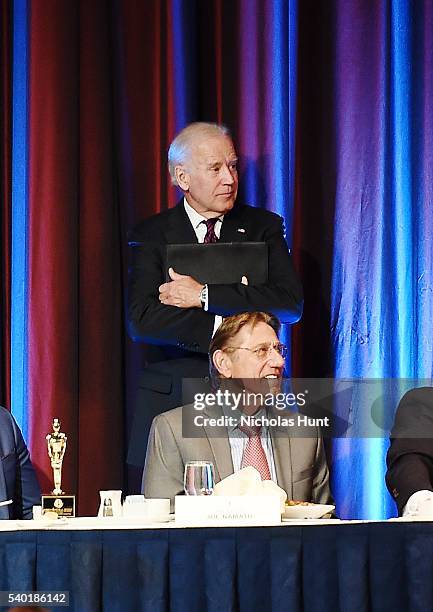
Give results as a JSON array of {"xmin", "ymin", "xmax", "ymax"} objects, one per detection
[{"xmin": 167, "ymin": 122, "xmax": 231, "ymax": 186}]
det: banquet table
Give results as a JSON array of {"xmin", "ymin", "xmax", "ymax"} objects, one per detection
[{"xmin": 0, "ymin": 517, "xmax": 431, "ymax": 612}]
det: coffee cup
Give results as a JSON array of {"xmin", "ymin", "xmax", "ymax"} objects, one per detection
[{"xmin": 123, "ymin": 496, "xmax": 170, "ymax": 521}]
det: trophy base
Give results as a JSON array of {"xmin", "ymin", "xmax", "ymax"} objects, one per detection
[{"xmin": 41, "ymin": 494, "xmax": 76, "ymax": 517}]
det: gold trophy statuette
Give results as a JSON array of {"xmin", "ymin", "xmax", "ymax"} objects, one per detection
[{"xmin": 41, "ymin": 418, "xmax": 75, "ymax": 517}]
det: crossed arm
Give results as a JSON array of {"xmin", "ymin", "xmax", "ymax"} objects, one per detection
[{"xmin": 128, "ymin": 214, "xmax": 303, "ymax": 353}]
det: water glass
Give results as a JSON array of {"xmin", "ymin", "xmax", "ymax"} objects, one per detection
[{"xmin": 184, "ymin": 461, "xmax": 215, "ymax": 495}]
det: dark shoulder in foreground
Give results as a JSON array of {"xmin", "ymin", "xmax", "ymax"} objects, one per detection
[
  {"xmin": 393, "ymin": 386, "xmax": 433, "ymax": 422},
  {"xmin": 390, "ymin": 386, "xmax": 433, "ymax": 435},
  {"xmin": 0, "ymin": 406, "xmax": 18, "ymax": 454},
  {"xmin": 399, "ymin": 386, "xmax": 433, "ymax": 405},
  {"xmin": 0, "ymin": 405, "xmax": 13, "ymax": 423}
]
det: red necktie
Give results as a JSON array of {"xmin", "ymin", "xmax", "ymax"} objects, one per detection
[
  {"xmin": 238, "ymin": 423, "xmax": 272, "ymax": 481},
  {"xmin": 202, "ymin": 218, "xmax": 219, "ymax": 243}
]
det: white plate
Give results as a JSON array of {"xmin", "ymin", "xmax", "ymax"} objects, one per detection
[{"xmin": 282, "ymin": 504, "xmax": 335, "ymax": 520}]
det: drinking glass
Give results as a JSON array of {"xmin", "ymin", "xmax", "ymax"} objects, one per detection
[{"xmin": 184, "ymin": 461, "xmax": 215, "ymax": 495}]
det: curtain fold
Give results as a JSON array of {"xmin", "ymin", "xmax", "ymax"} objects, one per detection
[
  {"xmin": 26, "ymin": 0, "xmax": 123, "ymax": 513},
  {"xmin": 329, "ymin": 0, "xmax": 433, "ymax": 518},
  {"xmin": 78, "ymin": 0, "xmax": 124, "ymax": 512}
]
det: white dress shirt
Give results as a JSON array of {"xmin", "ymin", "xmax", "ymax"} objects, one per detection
[
  {"xmin": 224, "ymin": 406, "xmax": 277, "ymax": 482},
  {"xmin": 183, "ymin": 199, "xmax": 223, "ymax": 335},
  {"xmin": 183, "ymin": 198, "xmax": 223, "ymax": 242}
]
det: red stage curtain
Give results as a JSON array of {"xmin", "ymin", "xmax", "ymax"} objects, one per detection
[
  {"xmin": 24, "ymin": 0, "xmax": 220, "ymax": 512},
  {"xmin": 27, "ymin": 1, "xmax": 123, "ymax": 514}
]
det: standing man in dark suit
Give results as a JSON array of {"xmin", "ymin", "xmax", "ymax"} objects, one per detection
[
  {"xmin": 127, "ymin": 122, "xmax": 303, "ymax": 467},
  {"xmin": 0, "ymin": 406, "xmax": 41, "ymax": 519}
]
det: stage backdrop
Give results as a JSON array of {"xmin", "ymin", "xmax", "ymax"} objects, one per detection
[{"xmin": 1, "ymin": 0, "xmax": 432, "ymax": 517}]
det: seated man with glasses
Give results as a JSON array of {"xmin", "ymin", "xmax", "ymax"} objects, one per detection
[{"xmin": 142, "ymin": 311, "xmax": 332, "ymax": 505}]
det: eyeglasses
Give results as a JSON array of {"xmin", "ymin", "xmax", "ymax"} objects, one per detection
[{"xmin": 224, "ymin": 342, "xmax": 288, "ymax": 360}]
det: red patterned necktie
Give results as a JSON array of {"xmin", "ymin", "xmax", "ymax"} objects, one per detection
[
  {"xmin": 202, "ymin": 218, "xmax": 219, "ymax": 243},
  {"xmin": 238, "ymin": 423, "xmax": 272, "ymax": 481}
]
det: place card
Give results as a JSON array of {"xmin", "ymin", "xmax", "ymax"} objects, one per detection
[{"xmin": 175, "ymin": 495, "xmax": 281, "ymax": 526}]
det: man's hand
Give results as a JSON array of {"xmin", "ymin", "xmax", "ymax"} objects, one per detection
[{"xmin": 159, "ymin": 268, "xmax": 203, "ymax": 308}]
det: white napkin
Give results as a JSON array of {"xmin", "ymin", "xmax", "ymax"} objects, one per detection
[
  {"xmin": 213, "ymin": 467, "xmax": 287, "ymax": 512},
  {"xmin": 403, "ymin": 490, "xmax": 433, "ymax": 519}
]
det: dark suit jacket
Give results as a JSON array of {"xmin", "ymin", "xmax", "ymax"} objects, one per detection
[
  {"xmin": 0, "ymin": 406, "xmax": 41, "ymax": 519},
  {"xmin": 127, "ymin": 201, "xmax": 303, "ymax": 466},
  {"xmin": 386, "ymin": 387, "xmax": 433, "ymax": 515}
]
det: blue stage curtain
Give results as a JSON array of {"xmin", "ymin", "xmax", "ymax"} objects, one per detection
[{"xmin": 329, "ymin": 0, "xmax": 433, "ymax": 518}]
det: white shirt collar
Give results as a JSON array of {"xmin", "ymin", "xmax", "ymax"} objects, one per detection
[{"xmin": 183, "ymin": 198, "xmax": 224, "ymax": 229}]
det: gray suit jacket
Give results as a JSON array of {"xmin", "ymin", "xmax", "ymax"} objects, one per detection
[{"xmin": 142, "ymin": 404, "xmax": 333, "ymax": 506}]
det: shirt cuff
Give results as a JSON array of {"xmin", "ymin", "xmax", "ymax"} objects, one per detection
[
  {"xmin": 403, "ymin": 490, "xmax": 433, "ymax": 516},
  {"xmin": 202, "ymin": 284, "xmax": 209, "ymax": 311},
  {"xmin": 202, "ymin": 286, "xmax": 222, "ymax": 337}
]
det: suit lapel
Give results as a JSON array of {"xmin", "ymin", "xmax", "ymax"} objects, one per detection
[
  {"xmin": 269, "ymin": 409, "xmax": 294, "ymax": 497},
  {"xmin": 271, "ymin": 433, "xmax": 293, "ymax": 498},
  {"xmin": 206, "ymin": 436, "xmax": 234, "ymax": 482},
  {"xmin": 220, "ymin": 206, "xmax": 248, "ymax": 242},
  {"xmin": 165, "ymin": 201, "xmax": 199, "ymax": 244},
  {"xmin": 202, "ymin": 405, "xmax": 234, "ymax": 482}
]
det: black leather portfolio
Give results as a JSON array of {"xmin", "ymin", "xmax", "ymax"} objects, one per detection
[{"xmin": 165, "ymin": 242, "xmax": 268, "ymax": 284}]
